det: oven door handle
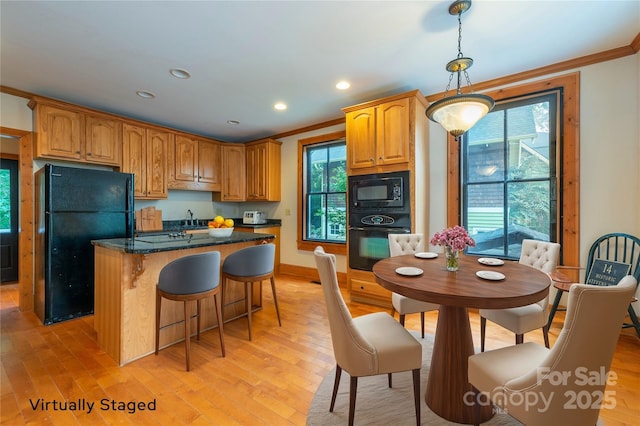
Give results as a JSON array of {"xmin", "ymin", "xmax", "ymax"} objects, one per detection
[{"xmin": 349, "ymin": 227, "xmax": 411, "ymax": 233}]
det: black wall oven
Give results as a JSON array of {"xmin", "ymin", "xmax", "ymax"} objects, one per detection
[{"xmin": 348, "ymin": 171, "xmax": 411, "ymax": 271}]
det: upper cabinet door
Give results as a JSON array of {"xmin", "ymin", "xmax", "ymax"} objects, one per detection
[
  {"xmin": 173, "ymin": 135, "xmax": 198, "ymax": 182},
  {"xmin": 198, "ymin": 140, "xmax": 221, "ymax": 185},
  {"xmin": 376, "ymin": 97, "xmax": 410, "ymax": 166},
  {"xmin": 85, "ymin": 114, "xmax": 122, "ymax": 166},
  {"xmin": 219, "ymin": 144, "xmax": 246, "ymax": 201},
  {"xmin": 245, "ymin": 143, "xmax": 265, "ymax": 200},
  {"xmin": 346, "ymin": 107, "xmax": 376, "ymax": 171},
  {"xmin": 145, "ymin": 129, "xmax": 169, "ymax": 199},
  {"xmin": 122, "ymin": 123, "xmax": 147, "ymax": 198},
  {"xmin": 245, "ymin": 139, "xmax": 281, "ymax": 201},
  {"xmin": 34, "ymin": 103, "xmax": 83, "ymax": 161}
]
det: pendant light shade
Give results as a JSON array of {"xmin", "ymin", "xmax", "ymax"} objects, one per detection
[
  {"xmin": 426, "ymin": 0, "xmax": 494, "ymax": 139},
  {"xmin": 426, "ymin": 93, "xmax": 494, "ymax": 138}
]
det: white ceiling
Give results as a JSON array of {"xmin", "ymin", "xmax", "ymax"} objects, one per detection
[{"xmin": 1, "ymin": 1, "xmax": 638, "ymax": 143}]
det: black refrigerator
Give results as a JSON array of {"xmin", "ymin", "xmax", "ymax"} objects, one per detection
[{"xmin": 35, "ymin": 164, "xmax": 134, "ymax": 324}]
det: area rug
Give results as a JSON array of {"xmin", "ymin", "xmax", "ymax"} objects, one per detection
[{"xmin": 307, "ymin": 332, "xmax": 523, "ymax": 426}]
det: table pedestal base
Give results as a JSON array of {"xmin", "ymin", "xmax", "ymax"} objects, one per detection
[{"xmin": 426, "ymin": 305, "xmax": 493, "ymax": 424}]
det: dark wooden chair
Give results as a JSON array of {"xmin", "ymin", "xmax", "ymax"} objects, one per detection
[{"xmin": 548, "ymin": 233, "xmax": 640, "ymax": 337}]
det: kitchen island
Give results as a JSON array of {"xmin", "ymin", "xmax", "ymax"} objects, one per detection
[{"xmin": 92, "ymin": 231, "xmax": 275, "ymax": 366}]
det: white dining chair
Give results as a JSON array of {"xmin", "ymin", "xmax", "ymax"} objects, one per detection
[
  {"xmin": 479, "ymin": 239, "xmax": 560, "ymax": 351},
  {"xmin": 314, "ymin": 246, "xmax": 422, "ymax": 426},
  {"xmin": 388, "ymin": 233, "xmax": 439, "ymax": 338},
  {"xmin": 469, "ymin": 276, "xmax": 636, "ymax": 426}
]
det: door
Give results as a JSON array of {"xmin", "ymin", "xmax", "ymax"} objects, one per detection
[{"xmin": 0, "ymin": 158, "xmax": 19, "ymax": 283}]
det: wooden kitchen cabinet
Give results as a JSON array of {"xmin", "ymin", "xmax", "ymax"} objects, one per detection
[
  {"xmin": 30, "ymin": 101, "xmax": 82, "ymax": 161},
  {"xmin": 344, "ymin": 92, "xmax": 419, "ymax": 174},
  {"xmin": 168, "ymin": 134, "xmax": 221, "ymax": 191},
  {"xmin": 29, "ymin": 97, "xmax": 122, "ymax": 166},
  {"xmin": 245, "ymin": 138, "xmax": 282, "ymax": 201},
  {"xmin": 198, "ymin": 139, "xmax": 221, "ymax": 186},
  {"xmin": 214, "ymin": 143, "xmax": 246, "ymax": 201},
  {"xmin": 344, "ymin": 90, "xmax": 430, "ymax": 308},
  {"xmin": 122, "ymin": 122, "xmax": 169, "ymax": 199},
  {"xmin": 85, "ymin": 114, "xmax": 122, "ymax": 166}
]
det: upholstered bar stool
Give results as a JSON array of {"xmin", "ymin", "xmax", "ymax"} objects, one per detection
[
  {"xmin": 155, "ymin": 251, "xmax": 225, "ymax": 371},
  {"xmin": 221, "ymin": 243, "xmax": 281, "ymax": 340}
]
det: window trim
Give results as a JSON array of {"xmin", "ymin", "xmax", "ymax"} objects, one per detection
[
  {"xmin": 462, "ymin": 90, "xmax": 559, "ymax": 259},
  {"xmin": 447, "ymin": 72, "xmax": 580, "ymax": 272},
  {"xmin": 297, "ymin": 130, "xmax": 347, "ymax": 255}
]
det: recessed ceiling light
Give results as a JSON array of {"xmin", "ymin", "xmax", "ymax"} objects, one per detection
[
  {"xmin": 336, "ymin": 81, "xmax": 351, "ymax": 90},
  {"xmin": 227, "ymin": 120, "xmax": 240, "ymax": 125},
  {"xmin": 136, "ymin": 90, "xmax": 155, "ymax": 99},
  {"xmin": 274, "ymin": 102, "xmax": 287, "ymax": 111},
  {"xmin": 170, "ymin": 68, "xmax": 191, "ymax": 79}
]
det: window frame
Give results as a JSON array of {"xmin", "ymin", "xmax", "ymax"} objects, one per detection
[
  {"xmin": 297, "ymin": 130, "xmax": 347, "ymax": 255},
  {"xmin": 447, "ymin": 73, "xmax": 580, "ymax": 271},
  {"xmin": 461, "ymin": 90, "xmax": 560, "ymax": 259}
]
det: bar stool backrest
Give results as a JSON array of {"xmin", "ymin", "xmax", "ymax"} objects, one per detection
[
  {"xmin": 222, "ymin": 244, "xmax": 275, "ymax": 276},
  {"xmin": 158, "ymin": 251, "xmax": 221, "ymax": 295}
]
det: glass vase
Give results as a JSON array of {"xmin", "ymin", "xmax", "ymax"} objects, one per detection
[{"xmin": 445, "ymin": 246, "xmax": 459, "ymax": 271}]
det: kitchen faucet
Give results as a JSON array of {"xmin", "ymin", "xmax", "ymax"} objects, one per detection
[{"xmin": 186, "ymin": 209, "xmax": 194, "ymax": 226}]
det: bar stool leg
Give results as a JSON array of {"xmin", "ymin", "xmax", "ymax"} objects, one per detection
[
  {"xmin": 155, "ymin": 290, "xmax": 161, "ymax": 355},
  {"xmin": 214, "ymin": 293, "xmax": 225, "ymax": 356},
  {"xmin": 184, "ymin": 301, "xmax": 191, "ymax": 371},
  {"xmin": 245, "ymin": 281, "xmax": 253, "ymax": 341},
  {"xmin": 270, "ymin": 276, "xmax": 281, "ymax": 326},
  {"xmin": 196, "ymin": 299, "xmax": 201, "ymax": 340}
]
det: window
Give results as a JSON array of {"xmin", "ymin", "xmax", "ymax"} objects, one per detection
[
  {"xmin": 298, "ymin": 131, "xmax": 347, "ymax": 254},
  {"xmin": 462, "ymin": 91, "xmax": 559, "ymax": 259},
  {"xmin": 447, "ymin": 73, "xmax": 579, "ymax": 271}
]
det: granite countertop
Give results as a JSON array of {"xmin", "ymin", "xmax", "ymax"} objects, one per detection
[
  {"xmin": 160, "ymin": 218, "xmax": 281, "ymax": 232},
  {"xmin": 92, "ymin": 231, "xmax": 275, "ymax": 254}
]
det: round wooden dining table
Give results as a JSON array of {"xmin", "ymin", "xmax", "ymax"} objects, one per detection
[{"xmin": 372, "ymin": 253, "xmax": 550, "ymax": 425}]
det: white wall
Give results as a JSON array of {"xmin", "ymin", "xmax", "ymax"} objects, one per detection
[
  {"xmin": 578, "ymin": 55, "xmax": 639, "ymax": 254},
  {"xmin": 0, "ymin": 93, "xmax": 32, "ymax": 131},
  {"xmin": 0, "ymin": 93, "xmax": 30, "ymax": 155},
  {"xmin": 2, "ymin": 52, "xmax": 639, "ymax": 274}
]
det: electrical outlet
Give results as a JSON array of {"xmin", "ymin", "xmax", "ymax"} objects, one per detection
[{"xmin": 285, "ymin": 208, "xmax": 291, "ymax": 216}]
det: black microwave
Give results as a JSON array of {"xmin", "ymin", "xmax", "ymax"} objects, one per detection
[{"xmin": 348, "ymin": 170, "xmax": 410, "ymax": 211}]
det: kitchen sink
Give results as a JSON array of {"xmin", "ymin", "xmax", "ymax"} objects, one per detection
[{"xmin": 134, "ymin": 233, "xmax": 207, "ymax": 244}]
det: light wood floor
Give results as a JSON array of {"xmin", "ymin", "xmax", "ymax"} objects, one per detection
[{"xmin": 1, "ymin": 275, "xmax": 639, "ymax": 425}]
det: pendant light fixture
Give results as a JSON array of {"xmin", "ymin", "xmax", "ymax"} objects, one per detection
[{"xmin": 425, "ymin": 0, "xmax": 494, "ymax": 139}]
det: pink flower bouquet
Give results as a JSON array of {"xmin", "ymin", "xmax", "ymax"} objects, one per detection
[{"xmin": 430, "ymin": 225, "xmax": 476, "ymax": 251}]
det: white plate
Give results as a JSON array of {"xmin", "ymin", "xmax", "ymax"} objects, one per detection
[
  {"xmin": 476, "ymin": 270, "xmax": 506, "ymax": 281},
  {"xmin": 415, "ymin": 252, "xmax": 438, "ymax": 259},
  {"xmin": 478, "ymin": 257, "xmax": 505, "ymax": 266},
  {"xmin": 395, "ymin": 267, "xmax": 424, "ymax": 276}
]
